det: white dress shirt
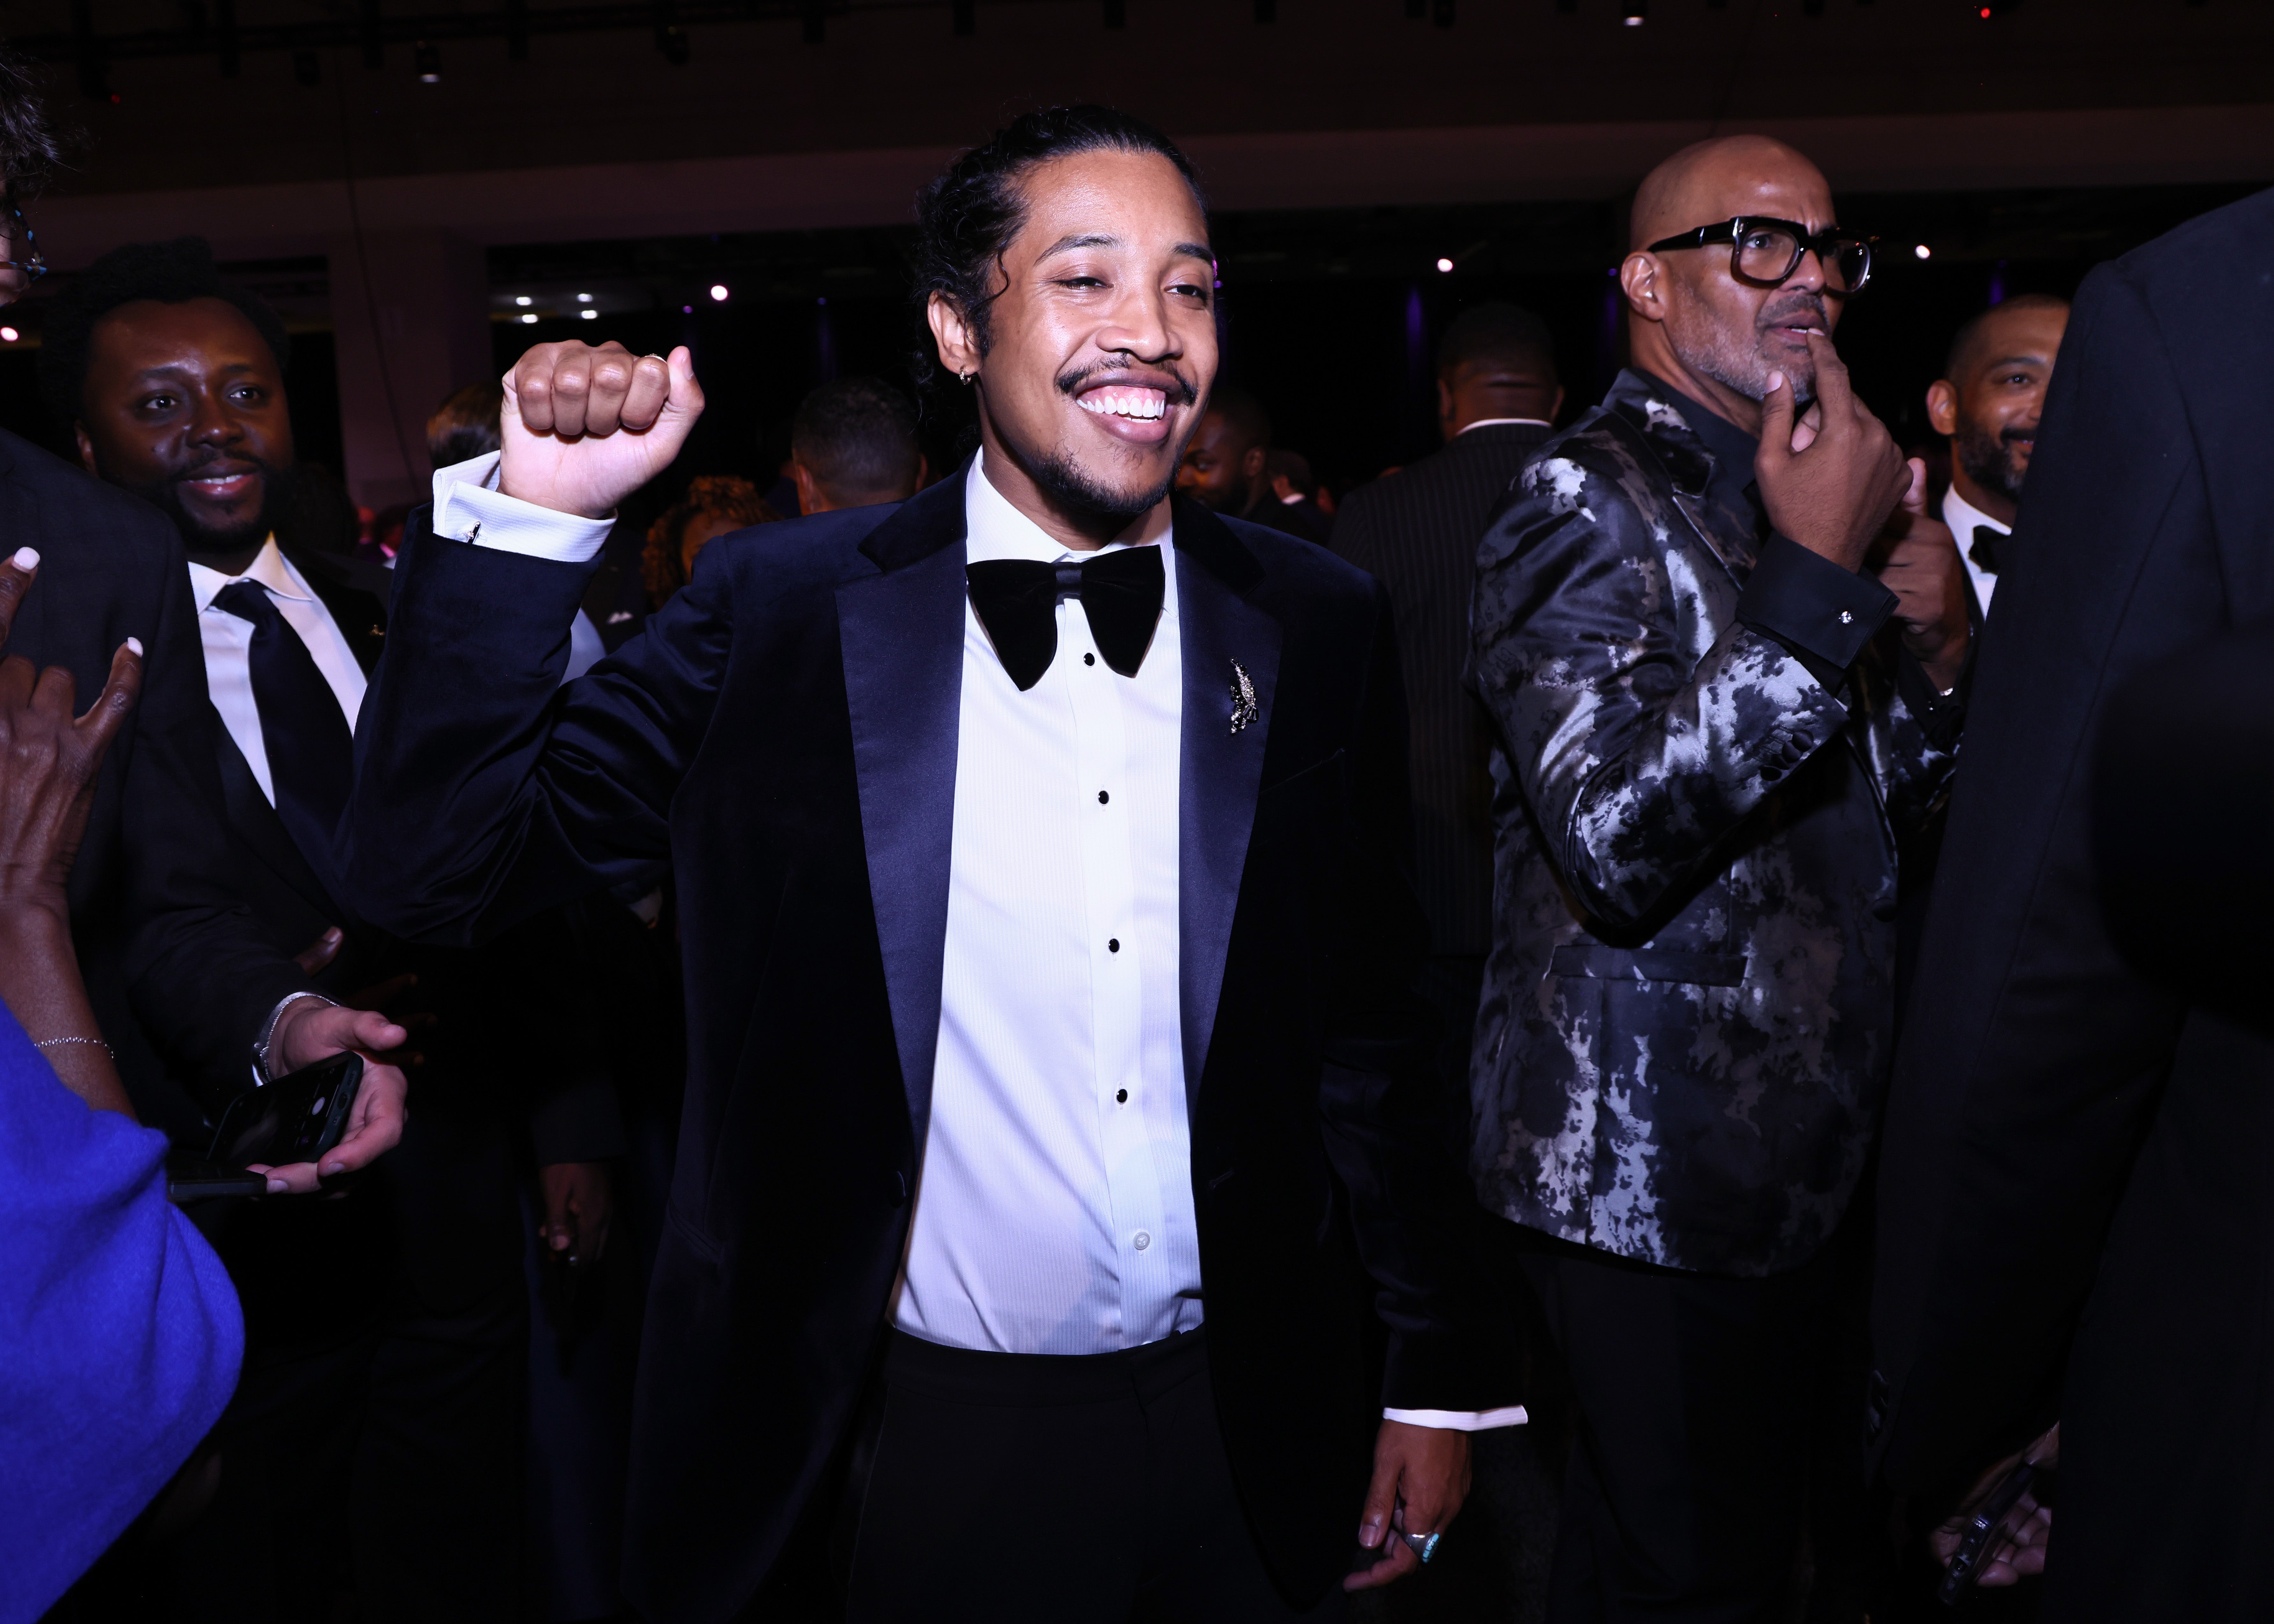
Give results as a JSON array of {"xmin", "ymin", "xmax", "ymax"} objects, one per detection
[
  {"xmin": 1456, "ymin": 417, "xmax": 1555, "ymax": 435},
  {"xmin": 187, "ymin": 538, "xmax": 367, "ymax": 802},
  {"xmin": 430, "ymin": 452, "xmax": 1523, "ymax": 1427},
  {"xmin": 1941, "ymin": 485, "xmax": 2007, "ymax": 618},
  {"xmin": 893, "ymin": 454, "xmax": 1201, "ymax": 1354}
]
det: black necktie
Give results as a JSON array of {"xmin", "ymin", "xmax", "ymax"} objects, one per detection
[
  {"xmin": 1970, "ymin": 524, "xmax": 2005, "ymax": 576},
  {"xmin": 965, "ymin": 547, "xmax": 1165, "ymax": 692},
  {"xmin": 214, "ymin": 579, "xmax": 354, "ymax": 867}
]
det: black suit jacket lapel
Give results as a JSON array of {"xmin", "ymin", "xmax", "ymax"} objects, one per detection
[
  {"xmin": 284, "ymin": 546, "xmax": 390, "ymax": 676},
  {"xmin": 837, "ymin": 475, "xmax": 967, "ymax": 1149},
  {"xmin": 1171, "ymin": 498, "xmax": 1281, "ymax": 1115}
]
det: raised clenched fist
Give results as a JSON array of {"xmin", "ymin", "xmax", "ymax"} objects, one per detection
[{"xmin": 497, "ymin": 341, "xmax": 706, "ymax": 521}]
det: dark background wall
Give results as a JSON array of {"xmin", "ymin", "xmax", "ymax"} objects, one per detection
[{"xmin": 3, "ymin": 178, "xmax": 2253, "ymax": 509}]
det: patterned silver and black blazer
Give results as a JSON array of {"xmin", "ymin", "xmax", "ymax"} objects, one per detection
[{"xmin": 1467, "ymin": 369, "xmax": 1959, "ymax": 1277}]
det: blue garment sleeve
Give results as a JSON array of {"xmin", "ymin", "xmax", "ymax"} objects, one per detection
[{"xmin": 0, "ymin": 1008, "xmax": 243, "ymax": 1623}]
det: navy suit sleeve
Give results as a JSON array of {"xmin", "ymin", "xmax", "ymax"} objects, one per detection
[{"xmin": 340, "ymin": 510, "xmax": 732, "ymax": 946}]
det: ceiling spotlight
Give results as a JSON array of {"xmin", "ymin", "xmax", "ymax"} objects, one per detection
[
  {"xmin": 682, "ymin": 304, "xmax": 693, "ymax": 314},
  {"xmin": 580, "ymin": 309, "xmax": 598, "ymax": 321},
  {"xmin": 709, "ymin": 284, "xmax": 729, "ymax": 302},
  {"xmin": 514, "ymin": 294, "xmax": 532, "ymax": 307},
  {"xmin": 519, "ymin": 312, "xmax": 539, "ymax": 325},
  {"xmin": 1914, "ymin": 243, "xmax": 1932, "ymax": 260},
  {"xmin": 1435, "ymin": 257, "xmax": 1455, "ymax": 273},
  {"xmin": 1622, "ymin": 0, "xmax": 1646, "ymax": 21},
  {"xmin": 0, "ymin": 326, "xmax": 17, "ymax": 343},
  {"xmin": 415, "ymin": 40, "xmax": 441, "ymax": 82},
  {"xmin": 576, "ymin": 292, "xmax": 594, "ymax": 303}
]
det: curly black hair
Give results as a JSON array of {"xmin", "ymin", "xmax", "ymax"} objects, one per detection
[
  {"xmin": 0, "ymin": 48, "xmax": 66, "ymax": 200},
  {"xmin": 38, "ymin": 236, "xmax": 292, "ymax": 428},
  {"xmin": 908, "ymin": 105, "xmax": 1204, "ymax": 447}
]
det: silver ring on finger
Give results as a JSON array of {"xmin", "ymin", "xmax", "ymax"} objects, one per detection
[{"xmin": 1401, "ymin": 1529, "xmax": 1441, "ymax": 1564}]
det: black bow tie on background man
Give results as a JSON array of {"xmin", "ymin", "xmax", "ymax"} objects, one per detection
[
  {"xmin": 214, "ymin": 578, "xmax": 356, "ymax": 879},
  {"xmin": 1971, "ymin": 524, "xmax": 2005, "ymax": 576},
  {"xmin": 965, "ymin": 546, "xmax": 1165, "ymax": 691}
]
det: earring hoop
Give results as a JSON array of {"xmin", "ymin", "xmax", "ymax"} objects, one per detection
[{"xmin": 960, "ymin": 369, "xmax": 975, "ymax": 386}]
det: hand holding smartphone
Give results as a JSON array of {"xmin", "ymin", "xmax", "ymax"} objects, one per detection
[{"xmin": 209, "ymin": 1052, "xmax": 366, "ymax": 1173}]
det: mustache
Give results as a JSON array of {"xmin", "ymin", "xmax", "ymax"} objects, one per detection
[
  {"xmin": 170, "ymin": 446, "xmax": 275, "ymax": 480},
  {"xmin": 1758, "ymin": 293, "xmax": 1829, "ymax": 332},
  {"xmin": 1054, "ymin": 359, "xmax": 1200, "ymax": 406}
]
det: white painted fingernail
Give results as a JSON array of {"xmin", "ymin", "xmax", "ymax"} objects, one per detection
[
  {"xmin": 126, "ymin": 637, "xmax": 143, "ymax": 656},
  {"xmin": 12, "ymin": 546, "xmax": 37, "ymax": 569}
]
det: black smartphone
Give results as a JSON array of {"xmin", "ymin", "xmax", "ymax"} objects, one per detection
[
  {"xmin": 208, "ymin": 1052, "xmax": 365, "ymax": 1171},
  {"xmin": 164, "ymin": 1153, "xmax": 271, "ymax": 1204},
  {"xmin": 1936, "ymin": 1460, "xmax": 2039, "ymax": 1606}
]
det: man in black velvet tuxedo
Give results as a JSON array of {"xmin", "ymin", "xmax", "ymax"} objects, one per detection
[
  {"xmin": 342, "ymin": 105, "xmax": 1517, "ymax": 1623},
  {"xmin": 0, "ymin": 56, "xmax": 404, "ymax": 1174}
]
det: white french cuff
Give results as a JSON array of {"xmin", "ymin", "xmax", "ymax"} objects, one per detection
[
  {"xmin": 1382, "ymin": 1405, "xmax": 1529, "ymax": 1432},
  {"xmin": 429, "ymin": 452, "xmax": 615, "ymax": 565}
]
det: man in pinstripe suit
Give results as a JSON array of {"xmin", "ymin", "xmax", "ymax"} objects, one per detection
[{"xmin": 1331, "ymin": 303, "xmax": 1562, "ymax": 1098}]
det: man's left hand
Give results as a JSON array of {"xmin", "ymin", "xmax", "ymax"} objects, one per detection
[
  {"xmin": 1928, "ymin": 1423, "xmax": 2059, "ymax": 1588},
  {"xmin": 539, "ymin": 1161, "xmax": 615, "ymax": 1266},
  {"xmin": 251, "ymin": 995, "xmax": 410, "ymax": 1193},
  {"xmin": 1876, "ymin": 457, "xmax": 1970, "ymax": 693},
  {"xmin": 1345, "ymin": 1420, "xmax": 1473, "ymax": 1591}
]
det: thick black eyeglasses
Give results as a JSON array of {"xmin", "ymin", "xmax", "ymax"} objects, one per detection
[
  {"xmin": 1, "ymin": 204, "xmax": 47, "ymax": 282},
  {"xmin": 1647, "ymin": 216, "xmax": 1873, "ymax": 295}
]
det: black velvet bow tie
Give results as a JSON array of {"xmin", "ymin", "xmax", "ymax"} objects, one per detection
[
  {"xmin": 966, "ymin": 547, "xmax": 1165, "ymax": 692},
  {"xmin": 1970, "ymin": 524, "xmax": 2005, "ymax": 576}
]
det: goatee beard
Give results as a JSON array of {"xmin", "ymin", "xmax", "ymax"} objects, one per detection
[
  {"xmin": 1026, "ymin": 448, "xmax": 1178, "ymax": 525},
  {"xmin": 121, "ymin": 464, "xmax": 285, "ymax": 559},
  {"xmin": 1954, "ymin": 423, "xmax": 2025, "ymax": 506}
]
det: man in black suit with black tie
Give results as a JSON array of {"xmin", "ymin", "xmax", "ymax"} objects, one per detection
[
  {"xmin": 0, "ymin": 57, "xmax": 406, "ymax": 1172},
  {"xmin": 48, "ymin": 236, "xmax": 622, "ymax": 1621},
  {"xmin": 1873, "ymin": 184, "xmax": 2274, "ymax": 1621},
  {"xmin": 1331, "ymin": 302, "xmax": 1561, "ymax": 1097},
  {"xmin": 341, "ymin": 105, "xmax": 1520, "ymax": 1623}
]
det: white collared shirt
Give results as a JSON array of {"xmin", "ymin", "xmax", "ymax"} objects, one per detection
[
  {"xmin": 1941, "ymin": 485, "xmax": 2008, "ymax": 617},
  {"xmin": 1456, "ymin": 417, "xmax": 1554, "ymax": 435},
  {"xmin": 890, "ymin": 452, "xmax": 1201, "ymax": 1353},
  {"xmin": 186, "ymin": 538, "xmax": 367, "ymax": 804},
  {"xmin": 430, "ymin": 452, "xmax": 1522, "ymax": 1426}
]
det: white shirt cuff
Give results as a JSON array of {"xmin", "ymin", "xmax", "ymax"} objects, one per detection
[
  {"xmin": 1381, "ymin": 1405, "xmax": 1529, "ymax": 1432},
  {"xmin": 430, "ymin": 452, "xmax": 615, "ymax": 565}
]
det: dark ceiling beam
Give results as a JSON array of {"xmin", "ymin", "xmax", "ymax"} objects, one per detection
[{"xmin": 5, "ymin": 0, "xmax": 894, "ymax": 65}]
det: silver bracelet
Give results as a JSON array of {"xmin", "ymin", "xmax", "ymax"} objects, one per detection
[
  {"xmin": 34, "ymin": 1035, "xmax": 115, "ymax": 1059},
  {"xmin": 254, "ymin": 992, "xmax": 337, "ymax": 1082}
]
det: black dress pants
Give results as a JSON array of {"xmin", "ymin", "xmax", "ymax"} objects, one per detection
[
  {"xmin": 161, "ymin": 1103, "xmax": 527, "ymax": 1623},
  {"xmin": 1510, "ymin": 1224, "xmax": 1849, "ymax": 1624},
  {"xmin": 846, "ymin": 1327, "xmax": 1346, "ymax": 1624}
]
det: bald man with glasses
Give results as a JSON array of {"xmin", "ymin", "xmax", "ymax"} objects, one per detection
[{"xmin": 1465, "ymin": 135, "xmax": 1969, "ymax": 1620}]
